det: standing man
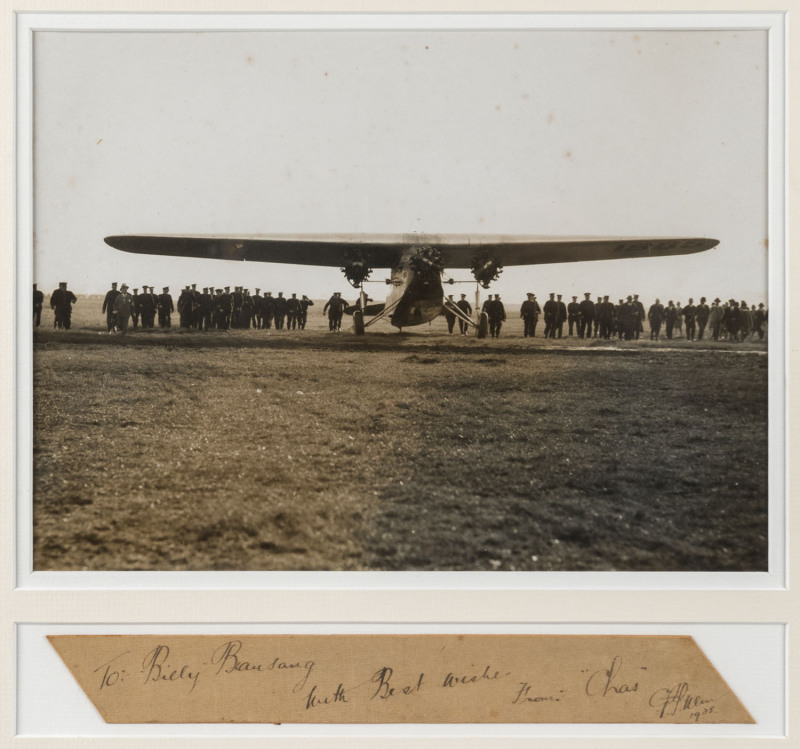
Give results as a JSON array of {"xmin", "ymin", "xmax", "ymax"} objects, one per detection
[
  {"xmin": 520, "ymin": 293, "xmax": 540, "ymax": 338},
  {"xmin": 665, "ymin": 301, "xmax": 679, "ymax": 340},
  {"xmin": 241, "ymin": 289, "xmax": 254, "ymax": 329},
  {"xmin": 102, "ymin": 282, "xmax": 120, "ymax": 333},
  {"xmin": 50, "ymin": 282, "xmax": 77, "ymax": 329},
  {"xmin": 33, "ymin": 284, "xmax": 43, "ymax": 327},
  {"xmin": 177, "ymin": 285, "xmax": 194, "ymax": 329},
  {"xmin": 632, "ymin": 294, "xmax": 645, "ymax": 340},
  {"xmin": 648, "ymin": 298, "xmax": 665, "ymax": 340},
  {"xmin": 695, "ymin": 297, "xmax": 710, "ymax": 340},
  {"xmin": 567, "ymin": 296, "xmax": 581, "ymax": 336},
  {"xmin": 298, "ymin": 295, "xmax": 314, "ymax": 329},
  {"xmin": 709, "ymin": 298, "xmax": 724, "ymax": 340},
  {"xmin": 594, "ymin": 295, "xmax": 603, "ymax": 338},
  {"xmin": 273, "ymin": 292, "xmax": 288, "ymax": 330},
  {"xmin": 130, "ymin": 288, "xmax": 140, "ymax": 329},
  {"xmin": 578, "ymin": 292, "xmax": 595, "ymax": 339},
  {"xmin": 261, "ymin": 291, "xmax": 275, "ymax": 329},
  {"xmin": 112, "ymin": 284, "xmax": 135, "ymax": 334},
  {"xmin": 752, "ymin": 303, "xmax": 767, "ymax": 340},
  {"xmin": 598, "ymin": 295, "xmax": 614, "ymax": 339},
  {"xmin": 212, "ymin": 289, "xmax": 228, "ymax": 330},
  {"xmin": 682, "ymin": 298, "xmax": 697, "ymax": 341},
  {"xmin": 543, "ymin": 293, "xmax": 557, "ymax": 338},
  {"xmin": 286, "ymin": 293, "xmax": 301, "ymax": 330},
  {"xmin": 252, "ymin": 288, "xmax": 264, "ymax": 329},
  {"xmin": 158, "ymin": 286, "xmax": 174, "ymax": 329},
  {"xmin": 443, "ymin": 294, "xmax": 457, "ymax": 334},
  {"xmin": 554, "ymin": 294, "xmax": 567, "ymax": 338},
  {"xmin": 487, "ymin": 294, "xmax": 506, "ymax": 338},
  {"xmin": 139, "ymin": 285, "xmax": 156, "ymax": 329},
  {"xmin": 456, "ymin": 293, "xmax": 472, "ymax": 335}
]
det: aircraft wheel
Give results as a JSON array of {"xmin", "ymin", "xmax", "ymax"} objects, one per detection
[
  {"xmin": 353, "ymin": 309, "xmax": 365, "ymax": 335},
  {"xmin": 476, "ymin": 312, "xmax": 489, "ymax": 339}
]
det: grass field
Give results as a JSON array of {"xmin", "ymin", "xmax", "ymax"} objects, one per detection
[{"xmin": 32, "ymin": 298, "xmax": 769, "ymax": 571}]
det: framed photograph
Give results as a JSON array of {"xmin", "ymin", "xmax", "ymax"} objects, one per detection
[{"xmin": 3, "ymin": 3, "xmax": 795, "ymax": 745}]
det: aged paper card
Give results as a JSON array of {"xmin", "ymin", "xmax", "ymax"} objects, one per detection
[{"xmin": 48, "ymin": 634, "xmax": 753, "ymax": 724}]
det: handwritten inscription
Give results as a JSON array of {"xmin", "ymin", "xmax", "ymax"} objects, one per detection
[
  {"xmin": 71, "ymin": 637, "xmax": 746, "ymax": 724},
  {"xmin": 142, "ymin": 645, "xmax": 201, "ymax": 693},
  {"xmin": 649, "ymin": 682, "xmax": 716, "ymax": 720},
  {"xmin": 585, "ymin": 656, "xmax": 640, "ymax": 698},
  {"xmin": 211, "ymin": 640, "xmax": 314, "ymax": 692}
]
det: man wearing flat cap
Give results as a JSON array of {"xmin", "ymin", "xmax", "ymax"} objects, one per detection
[{"xmin": 112, "ymin": 284, "xmax": 135, "ymax": 333}]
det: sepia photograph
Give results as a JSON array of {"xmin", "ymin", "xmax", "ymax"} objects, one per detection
[{"xmin": 29, "ymin": 20, "xmax": 773, "ymax": 574}]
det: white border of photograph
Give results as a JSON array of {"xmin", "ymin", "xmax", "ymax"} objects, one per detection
[
  {"xmin": 14, "ymin": 9, "xmax": 787, "ymax": 591},
  {"xmin": 16, "ymin": 622, "xmax": 786, "ymax": 738}
]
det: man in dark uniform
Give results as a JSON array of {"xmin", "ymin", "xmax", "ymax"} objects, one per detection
[
  {"xmin": 665, "ymin": 301, "xmax": 679, "ymax": 339},
  {"xmin": 102, "ymin": 282, "xmax": 120, "ymax": 332},
  {"xmin": 648, "ymin": 298, "xmax": 665, "ymax": 340},
  {"xmin": 554, "ymin": 294, "xmax": 567, "ymax": 338},
  {"xmin": 177, "ymin": 286, "xmax": 194, "ymax": 329},
  {"xmin": 695, "ymin": 296, "xmax": 710, "ymax": 340},
  {"xmin": 578, "ymin": 292, "xmax": 594, "ymax": 339},
  {"xmin": 443, "ymin": 294, "xmax": 457, "ymax": 333},
  {"xmin": 594, "ymin": 295, "xmax": 603, "ymax": 337},
  {"xmin": 222, "ymin": 286, "xmax": 232, "ymax": 329},
  {"xmin": 286, "ymin": 293, "xmax": 301, "ymax": 330},
  {"xmin": 520, "ymin": 293, "xmax": 540, "ymax": 337},
  {"xmin": 33, "ymin": 284, "xmax": 43, "ymax": 327},
  {"xmin": 723, "ymin": 299, "xmax": 742, "ymax": 342},
  {"xmin": 273, "ymin": 292, "xmax": 288, "ymax": 330},
  {"xmin": 212, "ymin": 288, "xmax": 228, "ymax": 330},
  {"xmin": 682, "ymin": 297, "xmax": 697, "ymax": 341},
  {"xmin": 456, "ymin": 293, "xmax": 472, "ymax": 335},
  {"xmin": 487, "ymin": 294, "xmax": 506, "ymax": 338},
  {"xmin": 621, "ymin": 296, "xmax": 638, "ymax": 340},
  {"xmin": 230, "ymin": 286, "xmax": 243, "ymax": 328},
  {"xmin": 632, "ymin": 294, "xmax": 645, "ymax": 339},
  {"xmin": 752, "ymin": 302, "xmax": 767, "ymax": 340},
  {"xmin": 323, "ymin": 292, "xmax": 348, "ymax": 332},
  {"xmin": 240, "ymin": 289, "xmax": 253, "ymax": 328},
  {"xmin": 50, "ymin": 282, "xmax": 77, "ymax": 329},
  {"xmin": 252, "ymin": 288, "xmax": 263, "ymax": 329},
  {"xmin": 130, "ymin": 288, "xmax": 140, "ymax": 329},
  {"xmin": 596, "ymin": 295, "xmax": 613, "ymax": 339},
  {"xmin": 187, "ymin": 284, "xmax": 201, "ymax": 330},
  {"xmin": 157, "ymin": 286, "xmax": 174, "ymax": 328},
  {"xmin": 261, "ymin": 291, "xmax": 275, "ymax": 329},
  {"xmin": 567, "ymin": 295, "xmax": 581, "ymax": 336},
  {"xmin": 139, "ymin": 285, "xmax": 156, "ymax": 329},
  {"xmin": 298, "ymin": 295, "xmax": 314, "ymax": 329},
  {"xmin": 543, "ymin": 293, "xmax": 557, "ymax": 338}
]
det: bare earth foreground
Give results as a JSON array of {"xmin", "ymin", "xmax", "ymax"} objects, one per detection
[{"xmin": 32, "ymin": 302, "xmax": 768, "ymax": 571}]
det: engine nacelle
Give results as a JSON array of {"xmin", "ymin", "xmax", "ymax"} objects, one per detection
[
  {"xmin": 470, "ymin": 250, "xmax": 504, "ymax": 288},
  {"xmin": 340, "ymin": 248, "xmax": 373, "ymax": 288}
]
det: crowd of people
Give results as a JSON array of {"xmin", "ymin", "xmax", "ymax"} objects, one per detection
[
  {"xmin": 511, "ymin": 292, "xmax": 768, "ymax": 342},
  {"xmin": 96, "ymin": 283, "xmax": 320, "ymax": 333},
  {"xmin": 34, "ymin": 282, "xmax": 768, "ymax": 342}
]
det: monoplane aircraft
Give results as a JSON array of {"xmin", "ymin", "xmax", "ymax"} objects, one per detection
[{"xmin": 104, "ymin": 233, "xmax": 719, "ymax": 336}]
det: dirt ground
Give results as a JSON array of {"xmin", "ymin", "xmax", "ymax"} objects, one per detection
[{"xmin": 32, "ymin": 299, "xmax": 769, "ymax": 571}]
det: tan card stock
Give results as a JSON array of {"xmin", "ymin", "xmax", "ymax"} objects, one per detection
[{"xmin": 48, "ymin": 634, "xmax": 753, "ymax": 724}]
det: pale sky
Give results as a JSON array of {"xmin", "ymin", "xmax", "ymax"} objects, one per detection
[{"xmin": 32, "ymin": 28, "xmax": 769, "ymax": 304}]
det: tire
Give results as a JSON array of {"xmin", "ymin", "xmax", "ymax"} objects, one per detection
[
  {"xmin": 476, "ymin": 312, "xmax": 489, "ymax": 339},
  {"xmin": 353, "ymin": 309, "xmax": 365, "ymax": 335}
]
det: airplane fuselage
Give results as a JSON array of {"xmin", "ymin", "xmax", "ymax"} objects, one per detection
[{"xmin": 384, "ymin": 247, "xmax": 446, "ymax": 328}]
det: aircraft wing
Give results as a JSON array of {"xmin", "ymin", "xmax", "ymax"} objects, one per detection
[{"xmin": 105, "ymin": 234, "xmax": 718, "ymax": 268}]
